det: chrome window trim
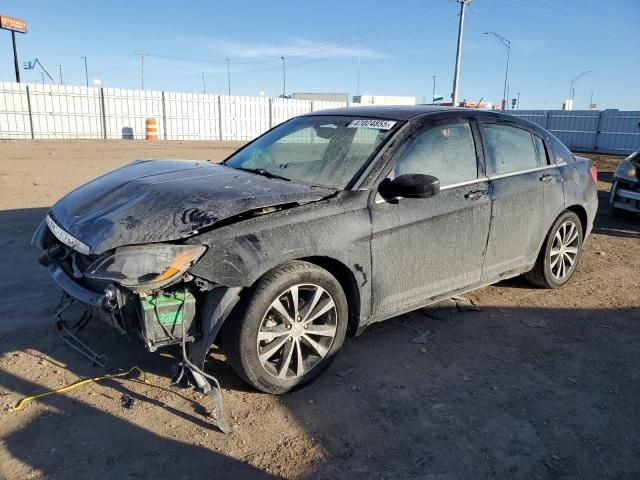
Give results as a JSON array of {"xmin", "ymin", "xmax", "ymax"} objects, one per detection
[
  {"xmin": 373, "ymin": 162, "xmax": 567, "ymax": 204},
  {"xmin": 45, "ymin": 214, "xmax": 91, "ymax": 255},
  {"xmin": 440, "ymin": 177, "xmax": 489, "ymax": 191},
  {"xmin": 487, "ymin": 162, "xmax": 566, "ymax": 181}
]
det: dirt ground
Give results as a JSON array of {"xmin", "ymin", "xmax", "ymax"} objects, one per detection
[{"xmin": 0, "ymin": 140, "xmax": 638, "ymax": 480}]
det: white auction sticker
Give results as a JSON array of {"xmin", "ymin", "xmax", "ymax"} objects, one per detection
[{"xmin": 347, "ymin": 119, "xmax": 397, "ymax": 130}]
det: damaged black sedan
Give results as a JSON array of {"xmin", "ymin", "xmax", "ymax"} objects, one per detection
[{"xmin": 33, "ymin": 106, "xmax": 598, "ymax": 394}]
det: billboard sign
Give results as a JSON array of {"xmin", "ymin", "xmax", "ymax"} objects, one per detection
[{"xmin": 0, "ymin": 15, "xmax": 27, "ymax": 33}]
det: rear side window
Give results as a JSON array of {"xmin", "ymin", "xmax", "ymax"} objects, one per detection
[
  {"xmin": 392, "ymin": 122, "xmax": 478, "ymax": 186},
  {"xmin": 532, "ymin": 135, "xmax": 549, "ymax": 166},
  {"xmin": 481, "ymin": 124, "xmax": 543, "ymax": 175}
]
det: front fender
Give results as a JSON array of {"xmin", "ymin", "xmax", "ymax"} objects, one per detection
[{"xmin": 188, "ymin": 191, "xmax": 372, "ymax": 318}]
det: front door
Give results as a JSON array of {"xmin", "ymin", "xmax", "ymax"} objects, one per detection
[{"xmin": 369, "ymin": 118, "xmax": 492, "ymax": 318}]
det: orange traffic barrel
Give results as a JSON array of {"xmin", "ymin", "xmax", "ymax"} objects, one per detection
[{"xmin": 145, "ymin": 118, "xmax": 158, "ymax": 141}]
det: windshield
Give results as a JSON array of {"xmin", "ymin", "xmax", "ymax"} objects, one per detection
[{"xmin": 224, "ymin": 115, "xmax": 399, "ymax": 189}]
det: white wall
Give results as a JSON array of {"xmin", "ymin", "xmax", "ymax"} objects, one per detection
[{"xmin": 0, "ymin": 82, "xmax": 351, "ymax": 141}]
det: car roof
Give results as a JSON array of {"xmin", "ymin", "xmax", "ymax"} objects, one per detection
[
  {"xmin": 303, "ymin": 105, "xmax": 543, "ymax": 132},
  {"xmin": 303, "ymin": 105, "xmax": 523, "ymax": 122},
  {"xmin": 302, "ymin": 105, "xmax": 454, "ymax": 121}
]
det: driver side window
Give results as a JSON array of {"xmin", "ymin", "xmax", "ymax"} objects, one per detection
[{"xmin": 392, "ymin": 121, "xmax": 478, "ymax": 186}]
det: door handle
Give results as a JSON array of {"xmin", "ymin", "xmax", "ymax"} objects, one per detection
[
  {"xmin": 464, "ymin": 189, "xmax": 488, "ymax": 200},
  {"xmin": 539, "ymin": 174, "xmax": 555, "ymax": 183}
]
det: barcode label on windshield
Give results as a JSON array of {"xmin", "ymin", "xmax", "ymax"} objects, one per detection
[{"xmin": 347, "ymin": 119, "xmax": 397, "ymax": 130}]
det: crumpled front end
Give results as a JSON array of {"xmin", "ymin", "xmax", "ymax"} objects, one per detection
[{"xmin": 32, "ymin": 214, "xmax": 231, "ymax": 356}]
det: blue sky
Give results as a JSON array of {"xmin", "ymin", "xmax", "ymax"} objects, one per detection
[{"xmin": 1, "ymin": 0, "xmax": 638, "ymax": 109}]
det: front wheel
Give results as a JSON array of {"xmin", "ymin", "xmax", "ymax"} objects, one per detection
[
  {"xmin": 524, "ymin": 211, "xmax": 583, "ymax": 289},
  {"xmin": 222, "ymin": 261, "xmax": 348, "ymax": 394}
]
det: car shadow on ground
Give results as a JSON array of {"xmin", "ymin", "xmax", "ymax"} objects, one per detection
[
  {"xmin": 2, "ymin": 302, "xmax": 639, "ymax": 479},
  {"xmin": 0, "ymin": 363, "xmax": 275, "ymax": 479}
]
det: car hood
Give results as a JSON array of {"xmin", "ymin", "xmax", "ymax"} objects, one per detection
[{"xmin": 49, "ymin": 160, "xmax": 333, "ymax": 254}]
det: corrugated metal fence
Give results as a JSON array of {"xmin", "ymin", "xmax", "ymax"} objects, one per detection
[
  {"xmin": 0, "ymin": 82, "xmax": 348, "ymax": 141},
  {"xmin": 508, "ymin": 110, "xmax": 640, "ymax": 155}
]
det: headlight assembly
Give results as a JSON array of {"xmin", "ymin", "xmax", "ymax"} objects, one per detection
[
  {"xmin": 614, "ymin": 161, "xmax": 637, "ymax": 181},
  {"xmin": 84, "ymin": 244, "xmax": 206, "ymax": 290}
]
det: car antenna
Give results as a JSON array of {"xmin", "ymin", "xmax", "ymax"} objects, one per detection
[{"xmin": 475, "ymin": 97, "xmax": 484, "ymax": 109}]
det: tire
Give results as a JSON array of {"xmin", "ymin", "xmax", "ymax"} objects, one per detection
[
  {"xmin": 222, "ymin": 261, "xmax": 348, "ymax": 394},
  {"xmin": 524, "ymin": 211, "xmax": 583, "ymax": 289}
]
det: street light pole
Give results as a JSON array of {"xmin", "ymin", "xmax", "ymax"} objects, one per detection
[
  {"xmin": 56, "ymin": 64, "xmax": 63, "ymax": 84},
  {"xmin": 226, "ymin": 58, "xmax": 231, "ymax": 96},
  {"xmin": 135, "ymin": 52, "xmax": 145, "ymax": 90},
  {"xmin": 202, "ymin": 71, "xmax": 206, "ymax": 94},
  {"xmin": 81, "ymin": 56, "xmax": 88, "ymax": 87},
  {"xmin": 451, "ymin": 0, "xmax": 471, "ymax": 107},
  {"xmin": 484, "ymin": 32, "xmax": 510, "ymax": 111},
  {"xmin": 569, "ymin": 70, "xmax": 592, "ymax": 100},
  {"xmin": 281, "ymin": 56, "xmax": 286, "ymax": 98},
  {"xmin": 432, "ymin": 75, "xmax": 436, "ymax": 104}
]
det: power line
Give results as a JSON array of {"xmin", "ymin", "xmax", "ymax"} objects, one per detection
[
  {"xmin": 495, "ymin": 0, "xmax": 630, "ymax": 38},
  {"xmin": 226, "ymin": 13, "xmax": 458, "ymax": 76},
  {"xmin": 146, "ymin": 6, "xmax": 456, "ymax": 78},
  {"xmin": 142, "ymin": 1, "xmax": 449, "ymax": 68}
]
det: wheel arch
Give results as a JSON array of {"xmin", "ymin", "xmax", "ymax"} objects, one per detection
[
  {"xmin": 297, "ymin": 256, "xmax": 362, "ymax": 337},
  {"xmin": 566, "ymin": 204, "xmax": 588, "ymax": 237}
]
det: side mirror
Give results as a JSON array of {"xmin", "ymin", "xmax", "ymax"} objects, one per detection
[{"xmin": 380, "ymin": 174, "xmax": 440, "ymax": 199}]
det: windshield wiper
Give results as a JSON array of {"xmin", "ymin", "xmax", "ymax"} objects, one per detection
[{"xmin": 234, "ymin": 167, "xmax": 291, "ymax": 182}]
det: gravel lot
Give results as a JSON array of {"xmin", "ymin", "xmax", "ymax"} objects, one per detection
[{"xmin": 0, "ymin": 140, "xmax": 638, "ymax": 480}]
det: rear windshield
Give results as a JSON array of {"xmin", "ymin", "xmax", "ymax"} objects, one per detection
[{"xmin": 224, "ymin": 115, "xmax": 399, "ymax": 189}]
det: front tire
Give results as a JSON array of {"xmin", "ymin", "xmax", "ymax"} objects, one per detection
[
  {"xmin": 222, "ymin": 261, "xmax": 348, "ymax": 394},
  {"xmin": 524, "ymin": 211, "xmax": 583, "ymax": 289}
]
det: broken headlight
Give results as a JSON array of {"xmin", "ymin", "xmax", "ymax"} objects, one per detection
[{"xmin": 84, "ymin": 244, "xmax": 206, "ymax": 290}]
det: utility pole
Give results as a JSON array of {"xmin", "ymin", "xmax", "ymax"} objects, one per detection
[
  {"xmin": 517, "ymin": 92, "xmax": 521, "ymax": 110},
  {"xmin": 201, "ymin": 71, "xmax": 206, "ymax": 94},
  {"xmin": 281, "ymin": 56, "xmax": 286, "ymax": 98},
  {"xmin": 56, "ymin": 64, "xmax": 63, "ymax": 84},
  {"xmin": 356, "ymin": 53, "xmax": 361, "ymax": 96},
  {"xmin": 451, "ymin": 0, "xmax": 470, "ymax": 107},
  {"xmin": 135, "ymin": 52, "xmax": 145, "ymax": 90},
  {"xmin": 484, "ymin": 32, "xmax": 510, "ymax": 111},
  {"xmin": 81, "ymin": 56, "xmax": 88, "ymax": 87},
  {"xmin": 432, "ymin": 75, "xmax": 436, "ymax": 104},
  {"xmin": 226, "ymin": 58, "xmax": 231, "ymax": 96}
]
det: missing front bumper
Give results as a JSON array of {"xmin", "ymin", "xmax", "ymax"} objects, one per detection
[{"xmin": 47, "ymin": 263, "xmax": 198, "ymax": 352}]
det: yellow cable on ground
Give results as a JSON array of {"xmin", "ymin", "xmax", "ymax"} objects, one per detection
[{"xmin": 12, "ymin": 366, "xmax": 148, "ymax": 412}]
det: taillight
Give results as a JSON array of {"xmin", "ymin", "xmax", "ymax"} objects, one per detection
[{"xmin": 589, "ymin": 164, "xmax": 598, "ymax": 183}]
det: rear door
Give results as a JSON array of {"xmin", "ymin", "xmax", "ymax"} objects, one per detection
[
  {"xmin": 369, "ymin": 117, "xmax": 492, "ymax": 318},
  {"xmin": 479, "ymin": 121, "xmax": 563, "ymax": 280}
]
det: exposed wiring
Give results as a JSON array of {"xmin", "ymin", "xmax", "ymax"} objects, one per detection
[{"xmin": 12, "ymin": 366, "xmax": 147, "ymax": 412}]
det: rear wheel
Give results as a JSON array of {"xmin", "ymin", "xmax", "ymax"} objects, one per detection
[
  {"xmin": 222, "ymin": 261, "xmax": 348, "ymax": 394},
  {"xmin": 524, "ymin": 211, "xmax": 583, "ymax": 289}
]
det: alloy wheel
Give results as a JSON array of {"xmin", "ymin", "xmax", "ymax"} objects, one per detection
[
  {"xmin": 549, "ymin": 220, "xmax": 580, "ymax": 281},
  {"xmin": 256, "ymin": 284, "xmax": 338, "ymax": 380}
]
